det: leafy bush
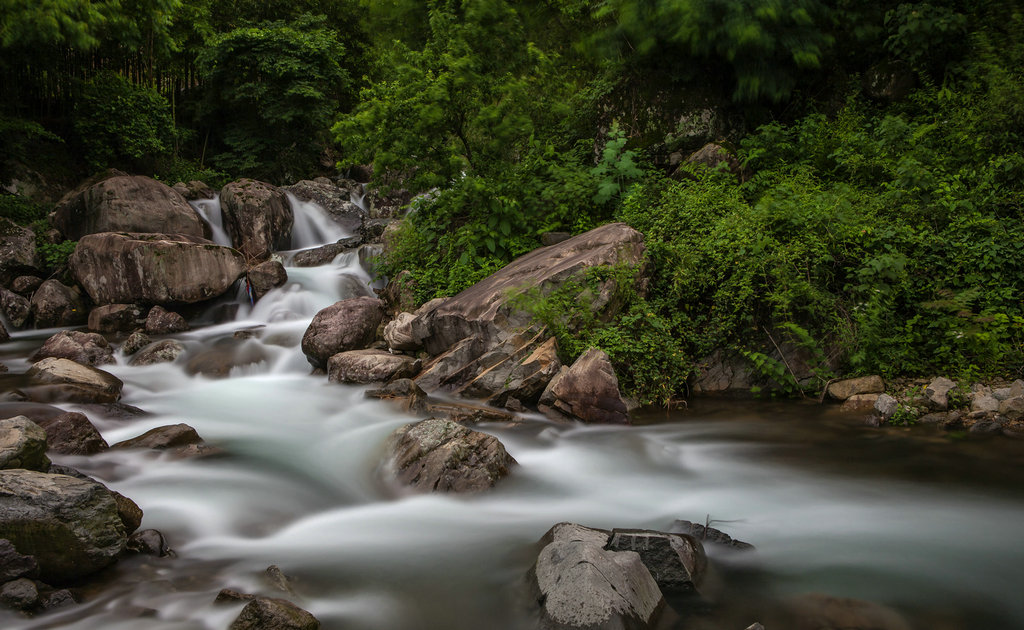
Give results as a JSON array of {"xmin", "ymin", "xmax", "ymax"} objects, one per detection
[
  {"xmin": 0, "ymin": 194, "xmax": 47, "ymax": 224},
  {"xmin": 73, "ymin": 71, "xmax": 175, "ymax": 170}
]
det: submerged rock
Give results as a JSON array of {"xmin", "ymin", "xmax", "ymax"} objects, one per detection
[
  {"xmin": 382, "ymin": 417, "xmax": 515, "ymax": 493},
  {"xmin": 112, "ymin": 424, "xmax": 203, "ymax": 451}
]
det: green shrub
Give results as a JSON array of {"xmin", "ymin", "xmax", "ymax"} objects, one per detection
[{"xmin": 0, "ymin": 194, "xmax": 47, "ymax": 224}]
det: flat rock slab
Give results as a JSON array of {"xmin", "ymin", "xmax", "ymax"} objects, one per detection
[
  {"xmin": 827, "ymin": 376, "xmax": 884, "ymax": 401},
  {"xmin": 383, "ymin": 418, "xmax": 515, "ymax": 493},
  {"xmin": 0, "ymin": 469, "xmax": 126, "ymax": 583}
]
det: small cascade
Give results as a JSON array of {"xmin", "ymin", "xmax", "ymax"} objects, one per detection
[
  {"xmin": 287, "ymin": 192, "xmax": 350, "ymax": 250},
  {"xmin": 190, "ymin": 195, "xmax": 232, "ymax": 246}
]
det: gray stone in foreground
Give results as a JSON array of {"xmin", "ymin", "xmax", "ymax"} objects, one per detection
[
  {"xmin": 0, "ymin": 469, "xmax": 126, "ymax": 583},
  {"xmin": 301, "ymin": 296, "xmax": 385, "ymax": 369},
  {"xmin": 112, "ymin": 424, "xmax": 202, "ymax": 450},
  {"xmin": 34, "ymin": 411, "xmax": 108, "ymax": 455},
  {"xmin": 0, "ymin": 538, "xmax": 38, "ymax": 582},
  {"xmin": 0, "ymin": 416, "xmax": 50, "ymax": 471},
  {"xmin": 827, "ymin": 375, "xmax": 884, "ymax": 401},
  {"xmin": 327, "ymin": 349, "xmax": 420, "ymax": 384},
  {"xmin": 545, "ymin": 348, "xmax": 628, "ymax": 424},
  {"xmin": 924, "ymin": 377, "xmax": 957, "ymax": 411},
  {"xmin": 605, "ymin": 529, "xmax": 707, "ymax": 595},
  {"xmin": 228, "ymin": 596, "xmax": 320, "ymax": 630},
  {"xmin": 24, "ymin": 357, "xmax": 123, "ymax": 404},
  {"xmin": 383, "ymin": 418, "xmax": 515, "ymax": 493},
  {"xmin": 31, "ymin": 330, "xmax": 114, "ymax": 366}
]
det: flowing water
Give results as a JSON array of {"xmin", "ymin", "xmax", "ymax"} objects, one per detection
[{"xmin": 2, "ymin": 199, "xmax": 1024, "ymax": 629}]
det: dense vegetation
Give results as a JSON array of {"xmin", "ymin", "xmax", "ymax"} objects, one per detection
[{"xmin": 2, "ymin": 0, "xmax": 1022, "ymax": 403}]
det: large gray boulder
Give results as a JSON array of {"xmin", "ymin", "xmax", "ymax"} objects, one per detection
[
  {"xmin": 0, "ymin": 469, "xmax": 127, "ymax": 583},
  {"xmin": 52, "ymin": 173, "xmax": 205, "ymax": 240},
  {"xmin": 33, "ymin": 411, "xmax": 108, "ymax": 455},
  {"xmin": 409, "ymin": 223, "xmax": 645, "ymax": 357},
  {"xmin": 301, "ymin": 296, "xmax": 386, "ymax": 369},
  {"xmin": 30, "ymin": 279, "xmax": 88, "ymax": 328},
  {"xmin": 542, "ymin": 348, "xmax": 628, "ymax": 424},
  {"xmin": 220, "ymin": 179, "xmax": 293, "ymax": 260},
  {"xmin": 327, "ymin": 349, "xmax": 420, "ymax": 384},
  {"xmin": 0, "ymin": 416, "xmax": 50, "ymax": 471},
  {"xmin": 228, "ymin": 596, "xmax": 321, "ymax": 630},
  {"xmin": 69, "ymin": 232, "xmax": 246, "ymax": 306},
  {"xmin": 24, "ymin": 357, "xmax": 123, "ymax": 404},
  {"xmin": 31, "ymin": 330, "xmax": 114, "ymax": 366},
  {"xmin": 382, "ymin": 417, "xmax": 515, "ymax": 493},
  {"xmin": 528, "ymin": 523, "xmax": 667, "ymax": 630}
]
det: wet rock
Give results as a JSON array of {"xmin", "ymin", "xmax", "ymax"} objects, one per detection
[
  {"xmin": 88, "ymin": 303, "xmax": 144, "ymax": 333},
  {"xmin": 247, "ymin": 259, "xmax": 288, "ymax": 300},
  {"xmin": 121, "ymin": 331, "xmax": 152, "ymax": 356},
  {"xmin": 0, "ymin": 416, "xmax": 50, "ymax": 471},
  {"xmin": 145, "ymin": 305, "xmax": 188, "ymax": 334},
  {"xmin": 425, "ymin": 400, "xmax": 518, "ymax": 425},
  {"xmin": 327, "ymin": 349, "xmax": 420, "ymax": 384},
  {"xmin": 30, "ymin": 279, "xmax": 88, "ymax": 328},
  {"xmin": 384, "ymin": 312, "xmax": 419, "ymax": 351},
  {"xmin": 783, "ymin": 593, "xmax": 911, "ymax": 630},
  {"xmin": 265, "ymin": 565, "xmax": 296, "ymax": 595},
  {"xmin": 41, "ymin": 588, "xmax": 75, "ymax": 610},
  {"xmin": 52, "ymin": 174, "xmax": 205, "ymax": 240},
  {"xmin": 0, "ymin": 469, "xmax": 127, "ymax": 583},
  {"xmin": 365, "ymin": 378, "xmax": 428, "ymax": 414},
  {"xmin": 409, "ymin": 223, "xmax": 645, "ymax": 357},
  {"xmin": 127, "ymin": 529, "xmax": 172, "ymax": 557},
  {"xmin": 924, "ymin": 377, "xmax": 957, "ymax": 411},
  {"xmin": 112, "ymin": 423, "xmax": 202, "ymax": 450},
  {"xmin": 461, "ymin": 334, "xmax": 561, "ymax": 407},
  {"xmin": 228, "ymin": 596, "xmax": 321, "ymax": 630},
  {"xmin": 528, "ymin": 522, "xmax": 666, "ymax": 630},
  {"xmin": 10, "ymin": 275, "xmax": 42, "ymax": 295},
  {"xmin": 70, "ymin": 232, "xmax": 246, "ymax": 306},
  {"xmin": 216, "ymin": 588, "xmax": 256, "ymax": 603},
  {"xmin": 383, "ymin": 417, "xmax": 515, "ymax": 493},
  {"xmin": 1, "ymin": 577, "xmax": 39, "ymax": 610},
  {"xmin": 841, "ymin": 394, "xmax": 879, "ymax": 413},
  {"xmin": 0, "ymin": 288, "xmax": 30, "ymax": 328},
  {"xmin": 24, "ymin": 357, "xmax": 123, "ymax": 404},
  {"xmin": 33, "ymin": 411, "xmax": 108, "ymax": 455},
  {"xmin": 111, "ymin": 491, "xmax": 143, "ymax": 534},
  {"xmin": 827, "ymin": 376, "xmax": 885, "ymax": 401},
  {"xmin": 220, "ymin": 179, "xmax": 293, "ymax": 260},
  {"xmin": 186, "ymin": 339, "xmax": 269, "ymax": 378},
  {"xmin": 301, "ymin": 296, "xmax": 386, "ymax": 369},
  {"xmin": 0, "ymin": 539, "xmax": 38, "ymax": 581},
  {"xmin": 31, "ymin": 330, "xmax": 114, "ymax": 366},
  {"xmin": 0, "ymin": 218, "xmax": 42, "ymax": 283},
  {"xmin": 668, "ymin": 520, "xmax": 755, "ymax": 552},
  {"xmin": 130, "ymin": 339, "xmax": 186, "ymax": 366},
  {"xmin": 292, "ymin": 242, "xmax": 347, "ymax": 267},
  {"xmin": 543, "ymin": 348, "xmax": 628, "ymax": 424},
  {"xmin": 605, "ymin": 529, "xmax": 707, "ymax": 595},
  {"xmin": 414, "ymin": 336, "xmax": 484, "ymax": 393},
  {"xmin": 285, "ymin": 178, "xmax": 364, "ymax": 234}
]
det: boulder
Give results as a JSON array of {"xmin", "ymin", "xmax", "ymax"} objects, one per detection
[
  {"xmin": 970, "ymin": 392, "xmax": 1000, "ymax": 413},
  {"xmin": 0, "ymin": 288, "xmax": 31, "ymax": 328},
  {"xmin": 690, "ymin": 350, "xmax": 753, "ymax": 394},
  {"xmin": 228, "ymin": 596, "xmax": 321, "ymax": 630},
  {"xmin": 827, "ymin": 376, "xmax": 885, "ymax": 401},
  {"xmin": 127, "ymin": 528, "xmax": 172, "ymax": 556},
  {"xmin": 129, "ymin": 339, "xmax": 186, "ymax": 366},
  {"xmin": 301, "ymin": 296, "xmax": 386, "ymax": 369},
  {"xmin": 924, "ymin": 377, "xmax": 957, "ymax": 411},
  {"xmin": 34, "ymin": 411, "xmax": 108, "ymax": 455},
  {"xmin": 378, "ymin": 269, "xmax": 417, "ymax": 313},
  {"xmin": 0, "ymin": 416, "xmax": 50, "ymax": 471},
  {"xmin": 1, "ymin": 577, "xmax": 39, "ymax": 610},
  {"xmin": 177, "ymin": 180, "xmax": 216, "ymax": 200},
  {"xmin": 111, "ymin": 491, "xmax": 143, "ymax": 534},
  {"xmin": 247, "ymin": 259, "xmax": 288, "ymax": 300},
  {"xmin": 112, "ymin": 423, "xmax": 202, "ymax": 450},
  {"xmin": 24, "ymin": 357, "xmax": 123, "ymax": 404},
  {"xmin": 529, "ymin": 523, "xmax": 666, "ymax": 630},
  {"xmin": 220, "ymin": 179, "xmax": 293, "ymax": 260},
  {"xmin": 999, "ymin": 397, "xmax": 1024, "ymax": 422},
  {"xmin": 668, "ymin": 520, "xmax": 754, "ymax": 552},
  {"xmin": 0, "ymin": 218, "xmax": 42, "ymax": 283},
  {"xmin": 684, "ymin": 142, "xmax": 742, "ymax": 178},
  {"xmin": 31, "ymin": 330, "xmax": 114, "ymax": 366},
  {"xmin": 10, "ymin": 275, "xmax": 43, "ymax": 295},
  {"xmin": 459, "ymin": 333, "xmax": 561, "ymax": 407},
  {"xmin": 70, "ymin": 232, "xmax": 246, "ymax": 306},
  {"xmin": 121, "ymin": 331, "xmax": 151, "ymax": 356},
  {"xmin": 292, "ymin": 238, "xmax": 361, "ymax": 267},
  {"xmin": 87, "ymin": 303, "xmax": 144, "ymax": 333},
  {"xmin": 52, "ymin": 174, "xmax": 205, "ymax": 240},
  {"xmin": 0, "ymin": 539, "xmax": 38, "ymax": 582},
  {"xmin": 0, "ymin": 469, "xmax": 126, "ymax": 583},
  {"xmin": 382, "ymin": 417, "xmax": 515, "ymax": 493},
  {"xmin": 327, "ymin": 349, "xmax": 421, "ymax": 384},
  {"xmin": 841, "ymin": 393, "xmax": 880, "ymax": 413},
  {"xmin": 409, "ymin": 223, "xmax": 645, "ymax": 356},
  {"xmin": 413, "ymin": 336, "xmax": 483, "ymax": 394},
  {"xmin": 145, "ymin": 305, "xmax": 188, "ymax": 334},
  {"xmin": 30, "ymin": 279, "xmax": 88, "ymax": 328},
  {"xmin": 604, "ymin": 529, "xmax": 707, "ymax": 595},
  {"xmin": 543, "ymin": 348, "xmax": 628, "ymax": 424},
  {"xmin": 384, "ymin": 312, "xmax": 419, "ymax": 351}
]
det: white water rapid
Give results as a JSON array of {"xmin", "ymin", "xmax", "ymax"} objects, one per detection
[{"xmin": 2, "ymin": 198, "xmax": 1023, "ymax": 629}]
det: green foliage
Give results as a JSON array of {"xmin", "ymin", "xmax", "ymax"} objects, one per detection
[
  {"xmin": 198, "ymin": 13, "xmax": 351, "ymax": 182},
  {"xmin": 0, "ymin": 0, "xmax": 124, "ymax": 48},
  {"xmin": 155, "ymin": 157, "xmax": 232, "ymax": 190},
  {"xmin": 38, "ymin": 239, "xmax": 77, "ymax": 271},
  {"xmin": 0, "ymin": 194, "xmax": 47, "ymax": 224},
  {"xmin": 884, "ymin": 2, "xmax": 967, "ymax": 74},
  {"xmin": 73, "ymin": 71, "xmax": 175, "ymax": 170}
]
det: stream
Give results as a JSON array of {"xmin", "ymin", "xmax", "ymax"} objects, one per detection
[{"xmin": 2, "ymin": 198, "xmax": 1023, "ymax": 630}]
